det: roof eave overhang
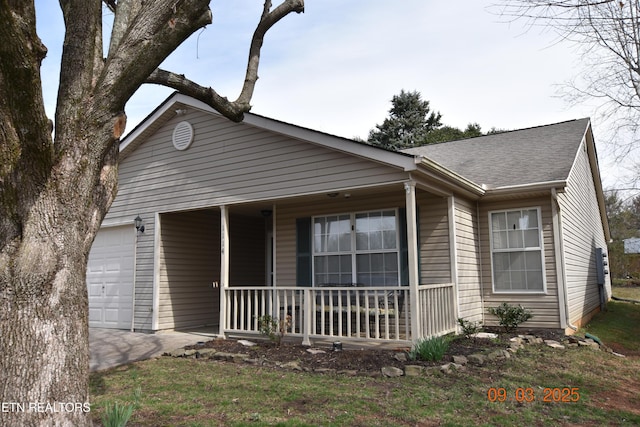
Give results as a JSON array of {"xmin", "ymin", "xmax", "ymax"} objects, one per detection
[
  {"xmin": 480, "ymin": 180, "xmax": 568, "ymax": 201},
  {"xmin": 415, "ymin": 156, "xmax": 486, "ymax": 198}
]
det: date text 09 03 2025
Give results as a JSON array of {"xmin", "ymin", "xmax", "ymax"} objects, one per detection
[{"xmin": 487, "ymin": 387, "xmax": 580, "ymax": 403}]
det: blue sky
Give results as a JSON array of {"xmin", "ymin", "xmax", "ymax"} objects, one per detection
[{"xmin": 35, "ymin": 1, "xmax": 629, "ymax": 190}]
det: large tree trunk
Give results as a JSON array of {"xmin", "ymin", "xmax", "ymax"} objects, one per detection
[
  {"xmin": 0, "ymin": 2, "xmax": 118, "ymax": 424},
  {"xmin": 0, "ymin": 1, "xmax": 303, "ymax": 425}
]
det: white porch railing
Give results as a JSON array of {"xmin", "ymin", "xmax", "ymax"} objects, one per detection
[
  {"xmin": 418, "ymin": 283, "xmax": 457, "ymax": 337},
  {"xmin": 223, "ymin": 283, "xmax": 457, "ymax": 343}
]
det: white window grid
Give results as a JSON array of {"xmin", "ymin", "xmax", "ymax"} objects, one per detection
[
  {"xmin": 312, "ymin": 209, "xmax": 400, "ymax": 287},
  {"xmin": 488, "ymin": 207, "xmax": 547, "ymax": 294}
]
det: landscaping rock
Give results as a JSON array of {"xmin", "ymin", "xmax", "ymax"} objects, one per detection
[
  {"xmin": 452, "ymin": 355, "xmax": 468, "ymax": 365},
  {"xmin": 306, "ymin": 348, "xmax": 326, "ymax": 355},
  {"xmin": 381, "ymin": 366, "xmax": 404, "ymax": 377},
  {"xmin": 439, "ymin": 363, "xmax": 452, "ymax": 374},
  {"xmin": 337, "ymin": 370, "xmax": 358, "ymax": 376},
  {"xmin": 212, "ymin": 352, "xmax": 249, "ymax": 362},
  {"xmin": 468, "ymin": 354, "xmax": 486, "ymax": 366},
  {"xmin": 472, "ymin": 332, "xmax": 498, "ymax": 339},
  {"xmin": 544, "ymin": 340, "xmax": 566, "ymax": 350},
  {"xmin": 166, "ymin": 348, "xmax": 187, "ymax": 357},
  {"xmin": 487, "ymin": 350, "xmax": 507, "ymax": 361},
  {"xmin": 282, "ymin": 361, "xmax": 303, "ymax": 371},
  {"xmin": 404, "ymin": 365, "xmax": 425, "ymax": 377},
  {"xmin": 183, "ymin": 349, "xmax": 198, "ymax": 357},
  {"xmin": 393, "ymin": 352, "xmax": 408, "ymax": 362},
  {"xmin": 509, "ymin": 343, "xmax": 523, "ymax": 352},
  {"xmin": 238, "ymin": 340, "xmax": 257, "ymax": 347},
  {"xmin": 196, "ymin": 348, "xmax": 218, "ymax": 358},
  {"xmin": 440, "ymin": 363, "xmax": 465, "ymax": 374}
]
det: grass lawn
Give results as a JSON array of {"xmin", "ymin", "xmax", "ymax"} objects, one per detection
[
  {"xmin": 90, "ymin": 302, "xmax": 640, "ymax": 426},
  {"xmin": 611, "ymin": 283, "xmax": 640, "ymax": 301}
]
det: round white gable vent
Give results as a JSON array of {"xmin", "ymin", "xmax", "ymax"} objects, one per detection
[{"xmin": 172, "ymin": 121, "xmax": 194, "ymax": 151}]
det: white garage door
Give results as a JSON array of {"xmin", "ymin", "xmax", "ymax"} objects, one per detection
[{"xmin": 87, "ymin": 225, "xmax": 135, "ymax": 329}]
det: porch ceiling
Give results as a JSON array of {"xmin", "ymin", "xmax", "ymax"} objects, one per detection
[{"xmin": 226, "ymin": 182, "xmax": 411, "ymax": 217}]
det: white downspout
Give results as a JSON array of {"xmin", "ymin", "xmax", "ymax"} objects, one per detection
[
  {"xmin": 219, "ymin": 205, "xmax": 230, "ymax": 338},
  {"xmin": 131, "ymin": 223, "xmax": 138, "ymax": 332},
  {"xmin": 448, "ymin": 196, "xmax": 461, "ymax": 325},
  {"xmin": 551, "ymin": 188, "xmax": 576, "ymax": 332}
]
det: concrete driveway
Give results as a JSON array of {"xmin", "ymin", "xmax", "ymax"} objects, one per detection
[{"xmin": 89, "ymin": 328, "xmax": 219, "ymax": 372}]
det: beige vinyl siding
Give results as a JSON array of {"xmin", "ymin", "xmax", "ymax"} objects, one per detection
[
  {"xmin": 105, "ymin": 109, "xmax": 409, "ymax": 222},
  {"xmin": 557, "ymin": 141, "xmax": 610, "ymax": 326},
  {"xmin": 454, "ymin": 197, "xmax": 483, "ymax": 322},
  {"xmin": 417, "ymin": 192, "xmax": 452, "ymax": 285},
  {"xmin": 275, "ymin": 188, "xmax": 453, "ymax": 287},
  {"xmin": 479, "ymin": 197, "xmax": 561, "ymax": 329},
  {"xmin": 133, "ymin": 224, "xmax": 154, "ymax": 331},
  {"xmin": 157, "ymin": 210, "xmax": 220, "ymax": 330}
]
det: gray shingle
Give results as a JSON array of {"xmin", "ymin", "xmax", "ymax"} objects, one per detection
[{"xmin": 402, "ymin": 118, "xmax": 590, "ymax": 189}]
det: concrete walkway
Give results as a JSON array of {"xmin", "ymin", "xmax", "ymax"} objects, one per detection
[{"xmin": 89, "ymin": 328, "xmax": 219, "ymax": 372}]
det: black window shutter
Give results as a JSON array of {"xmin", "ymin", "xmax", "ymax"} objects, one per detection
[
  {"xmin": 296, "ymin": 217, "xmax": 312, "ymax": 287},
  {"xmin": 399, "ymin": 208, "xmax": 409, "ymax": 286},
  {"xmin": 398, "ymin": 207, "xmax": 420, "ymax": 286}
]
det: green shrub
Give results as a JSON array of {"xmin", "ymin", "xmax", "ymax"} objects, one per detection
[
  {"xmin": 457, "ymin": 317, "xmax": 482, "ymax": 339},
  {"xmin": 487, "ymin": 302, "xmax": 533, "ymax": 332},
  {"xmin": 407, "ymin": 335, "xmax": 451, "ymax": 362}
]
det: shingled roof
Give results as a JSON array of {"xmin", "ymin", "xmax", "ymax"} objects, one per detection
[{"xmin": 403, "ymin": 118, "xmax": 591, "ymax": 189}]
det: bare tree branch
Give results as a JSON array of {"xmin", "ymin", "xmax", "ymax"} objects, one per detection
[
  {"xmin": 146, "ymin": 68, "xmax": 248, "ymax": 121},
  {"xmin": 493, "ymin": 0, "xmax": 640, "ymax": 159},
  {"xmin": 103, "ymin": 0, "xmax": 117, "ymax": 13},
  {"xmin": 145, "ymin": 0, "xmax": 305, "ymax": 121}
]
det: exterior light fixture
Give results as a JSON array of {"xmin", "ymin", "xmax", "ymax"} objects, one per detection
[{"xmin": 134, "ymin": 215, "xmax": 145, "ymax": 233}]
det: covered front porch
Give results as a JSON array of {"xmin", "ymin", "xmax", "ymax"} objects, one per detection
[
  {"xmin": 223, "ymin": 283, "xmax": 456, "ymax": 344},
  {"xmin": 216, "ymin": 181, "xmax": 459, "ymax": 344}
]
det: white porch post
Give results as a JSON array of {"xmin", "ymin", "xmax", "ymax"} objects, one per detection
[
  {"xmin": 405, "ymin": 182, "xmax": 421, "ymax": 340},
  {"xmin": 448, "ymin": 196, "xmax": 461, "ymax": 326},
  {"xmin": 219, "ymin": 205, "xmax": 230, "ymax": 337}
]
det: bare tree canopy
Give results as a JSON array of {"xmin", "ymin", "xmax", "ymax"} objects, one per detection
[
  {"xmin": 494, "ymin": 0, "xmax": 640, "ymax": 153},
  {"xmin": 0, "ymin": 1, "xmax": 303, "ymax": 425}
]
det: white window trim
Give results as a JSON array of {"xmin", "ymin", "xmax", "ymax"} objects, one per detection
[
  {"xmin": 488, "ymin": 207, "xmax": 547, "ymax": 294},
  {"xmin": 311, "ymin": 208, "xmax": 401, "ymax": 287}
]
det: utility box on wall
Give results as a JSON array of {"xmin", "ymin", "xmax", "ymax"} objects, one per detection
[{"xmin": 595, "ymin": 247, "xmax": 609, "ymax": 309}]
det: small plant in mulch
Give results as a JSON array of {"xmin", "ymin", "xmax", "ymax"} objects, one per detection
[
  {"xmin": 407, "ymin": 335, "xmax": 451, "ymax": 362},
  {"xmin": 257, "ymin": 314, "xmax": 291, "ymax": 346},
  {"xmin": 457, "ymin": 317, "xmax": 482, "ymax": 339},
  {"xmin": 487, "ymin": 302, "xmax": 533, "ymax": 333}
]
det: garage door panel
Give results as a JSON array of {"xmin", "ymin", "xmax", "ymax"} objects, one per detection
[{"xmin": 87, "ymin": 225, "xmax": 135, "ymax": 329}]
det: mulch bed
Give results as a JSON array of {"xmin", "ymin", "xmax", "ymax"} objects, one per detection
[{"xmin": 183, "ymin": 329, "xmax": 562, "ymax": 372}]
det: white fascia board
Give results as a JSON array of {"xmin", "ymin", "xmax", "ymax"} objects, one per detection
[{"xmin": 485, "ymin": 180, "xmax": 568, "ymax": 195}]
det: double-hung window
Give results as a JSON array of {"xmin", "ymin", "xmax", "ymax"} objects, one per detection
[
  {"xmin": 489, "ymin": 208, "xmax": 545, "ymax": 293},
  {"xmin": 313, "ymin": 210, "xmax": 399, "ymax": 286}
]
